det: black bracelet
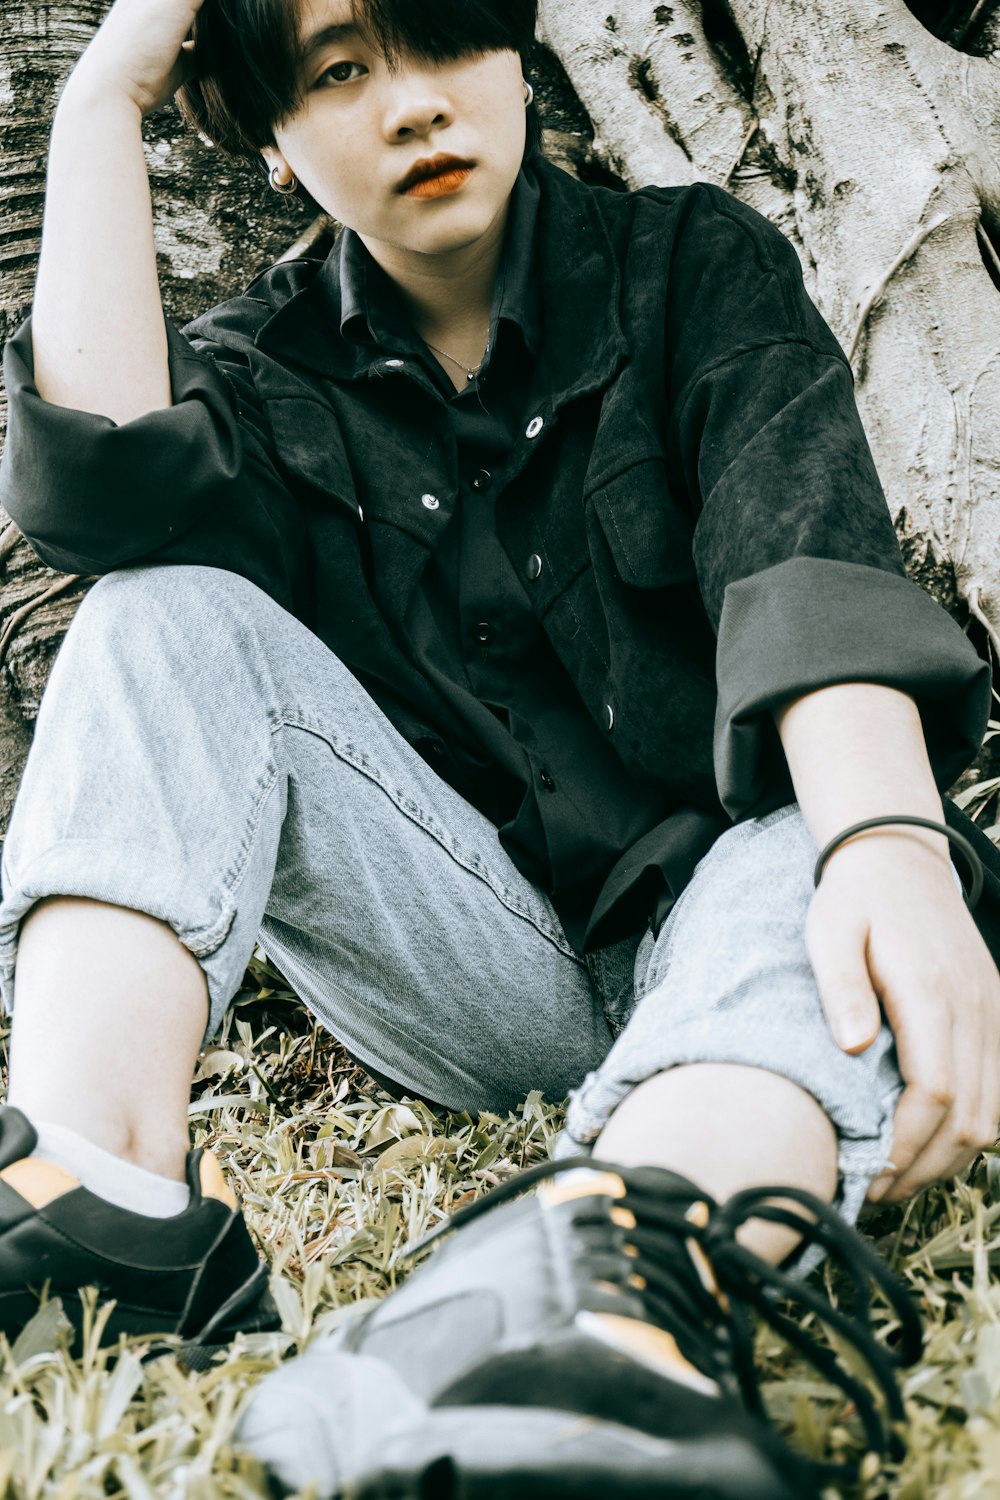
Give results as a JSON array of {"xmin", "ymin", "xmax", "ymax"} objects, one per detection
[{"xmin": 813, "ymin": 814, "xmax": 984, "ymax": 910}]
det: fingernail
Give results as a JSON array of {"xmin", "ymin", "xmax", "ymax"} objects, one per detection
[
  {"xmin": 835, "ymin": 1020, "xmax": 874, "ymax": 1054},
  {"xmin": 867, "ymin": 1171, "xmax": 895, "ymax": 1203}
]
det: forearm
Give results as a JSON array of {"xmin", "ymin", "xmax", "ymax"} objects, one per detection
[
  {"xmin": 31, "ymin": 83, "xmax": 171, "ymax": 424},
  {"xmin": 774, "ymin": 681, "xmax": 949, "ymax": 866}
]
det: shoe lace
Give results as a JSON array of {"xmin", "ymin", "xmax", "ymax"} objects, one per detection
[{"xmin": 401, "ymin": 1155, "xmax": 923, "ymax": 1487}]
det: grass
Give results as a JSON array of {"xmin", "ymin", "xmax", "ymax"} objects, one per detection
[{"xmin": 1, "ymin": 776, "xmax": 1000, "ymax": 1496}]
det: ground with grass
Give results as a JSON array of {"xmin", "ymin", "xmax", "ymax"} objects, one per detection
[{"xmin": 1, "ymin": 819, "xmax": 999, "ymax": 1496}]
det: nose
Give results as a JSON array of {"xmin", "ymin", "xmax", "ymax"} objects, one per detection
[{"xmin": 381, "ymin": 70, "xmax": 455, "ymax": 141}]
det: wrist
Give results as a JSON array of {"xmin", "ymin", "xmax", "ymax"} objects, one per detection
[
  {"xmin": 819, "ymin": 825, "xmax": 951, "ymax": 877},
  {"xmin": 57, "ymin": 70, "xmax": 146, "ymax": 124},
  {"xmin": 814, "ymin": 814, "xmax": 981, "ymax": 907}
]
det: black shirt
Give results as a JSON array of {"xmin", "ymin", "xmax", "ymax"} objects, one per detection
[{"xmin": 337, "ymin": 170, "xmax": 686, "ymax": 947}]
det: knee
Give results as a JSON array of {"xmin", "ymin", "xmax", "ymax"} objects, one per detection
[
  {"xmin": 78, "ymin": 564, "xmax": 260, "ymax": 624},
  {"xmin": 64, "ymin": 565, "xmax": 274, "ymax": 662}
]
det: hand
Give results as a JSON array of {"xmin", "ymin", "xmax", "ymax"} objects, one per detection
[
  {"xmin": 806, "ymin": 833, "xmax": 1000, "ymax": 1205},
  {"xmin": 62, "ymin": 0, "xmax": 206, "ymax": 117}
]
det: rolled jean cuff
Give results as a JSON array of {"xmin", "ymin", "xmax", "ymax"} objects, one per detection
[
  {"xmin": 0, "ymin": 836, "xmax": 259, "ymax": 1038},
  {"xmin": 551, "ymin": 1024, "xmax": 901, "ymax": 1278},
  {"xmin": 550, "ymin": 805, "xmax": 904, "ymax": 1277}
]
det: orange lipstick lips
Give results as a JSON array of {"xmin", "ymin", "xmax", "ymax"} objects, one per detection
[{"xmin": 404, "ymin": 167, "xmax": 473, "ymax": 199}]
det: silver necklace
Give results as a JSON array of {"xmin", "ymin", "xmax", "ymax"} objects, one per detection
[{"xmin": 422, "ymin": 330, "xmax": 491, "ymax": 382}]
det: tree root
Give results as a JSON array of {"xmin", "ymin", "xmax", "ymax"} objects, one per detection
[
  {"xmin": 0, "ymin": 525, "xmax": 22, "ymax": 568},
  {"xmin": 848, "ymin": 211, "xmax": 951, "ymax": 366},
  {"xmin": 0, "ymin": 574, "xmax": 94, "ymax": 671}
]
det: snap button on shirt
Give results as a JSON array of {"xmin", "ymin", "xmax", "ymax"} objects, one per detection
[
  {"xmin": 540, "ymin": 769, "xmax": 556, "ymax": 792},
  {"xmin": 604, "ymin": 703, "xmax": 616, "ymax": 731},
  {"xmin": 471, "ymin": 469, "xmax": 492, "ymax": 492},
  {"xmin": 474, "ymin": 622, "xmax": 493, "ymax": 645},
  {"xmin": 421, "ymin": 493, "xmax": 440, "ymax": 511},
  {"xmin": 385, "ymin": 359, "xmax": 405, "ymax": 369},
  {"xmin": 526, "ymin": 553, "xmax": 543, "ymax": 581},
  {"xmin": 525, "ymin": 415, "xmax": 544, "ymax": 439}
]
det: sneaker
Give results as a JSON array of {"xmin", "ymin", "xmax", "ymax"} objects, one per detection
[
  {"xmin": 0, "ymin": 1105, "xmax": 278, "ymax": 1359},
  {"xmin": 237, "ymin": 1156, "xmax": 921, "ymax": 1499}
]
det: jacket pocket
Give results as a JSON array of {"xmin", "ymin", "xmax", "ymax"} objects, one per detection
[{"xmin": 587, "ymin": 459, "xmax": 695, "ymax": 587}]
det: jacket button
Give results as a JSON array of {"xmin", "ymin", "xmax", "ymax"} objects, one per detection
[
  {"xmin": 421, "ymin": 493, "xmax": 440, "ymax": 510},
  {"xmin": 525, "ymin": 416, "xmax": 544, "ymax": 439},
  {"xmin": 474, "ymin": 621, "xmax": 492, "ymax": 645},
  {"xmin": 471, "ymin": 469, "xmax": 492, "ymax": 492},
  {"xmin": 604, "ymin": 704, "xmax": 615, "ymax": 731},
  {"xmin": 526, "ymin": 553, "xmax": 543, "ymax": 580},
  {"xmin": 540, "ymin": 769, "xmax": 556, "ymax": 792}
]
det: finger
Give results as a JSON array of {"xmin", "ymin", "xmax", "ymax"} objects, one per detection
[
  {"xmin": 893, "ymin": 996, "xmax": 1000, "ymax": 1194},
  {"xmin": 806, "ymin": 904, "xmax": 881, "ymax": 1054},
  {"xmin": 868, "ymin": 982, "xmax": 957, "ymax": 1197},
  {"xmin": 876, "ymin": 994, "xmax": 985, "ymax": 1202}
]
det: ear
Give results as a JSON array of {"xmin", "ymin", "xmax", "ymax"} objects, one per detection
[{"xmin": 260, "ymin": 144, "xmax": 291, "ymax": 181}]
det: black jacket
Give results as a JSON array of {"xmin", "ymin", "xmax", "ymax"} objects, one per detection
[{"xmin": 3, "ymin": 155, "xmax": 998, "ymax": 952}]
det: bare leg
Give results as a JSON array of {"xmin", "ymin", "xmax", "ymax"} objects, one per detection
[
  {"xmin": 596, "ymin": 1063, "xmax": 839, "ymax": 1263},
  {"xmin": 6, "ymin": 896, "xmax": 208, "ymax": 1181}
]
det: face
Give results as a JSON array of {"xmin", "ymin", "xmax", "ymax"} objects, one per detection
[{"xmin": 263, "ymin": 0, "xmax": 527, "ymax": 264}]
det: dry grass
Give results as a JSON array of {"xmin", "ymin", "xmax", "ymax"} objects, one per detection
[{"xmin": 2, "ymin": 776, "xmax": 1000, "ymax": 1496}]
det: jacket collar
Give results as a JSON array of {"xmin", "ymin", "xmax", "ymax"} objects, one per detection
[
  {"xmin": 337, "ymin": 163, "xmax": 542, "ymax": 363},
  {"xmin": 254, "ymin": 155, "xmax": 627, "ymax": 410}
]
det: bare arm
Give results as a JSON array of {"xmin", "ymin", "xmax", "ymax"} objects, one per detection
[
  {"xmin": 30, "ymin": 0, "xmax": 206, "ymax": 424},
  {"xmin": 775, "ymin": 681, "xmax": 948, "ymax": 867},
  {"xmin": 775, "ymin": 681, "xmax": 1000, "ymax": 1202}
]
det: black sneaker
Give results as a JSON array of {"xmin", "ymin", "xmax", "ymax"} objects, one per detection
[
  {"xmin": 0, "ymin": 1105, "xmax": 278, "ymax": 1360},
  {"xmin": 237, "ymin": 1156, "xmax": 922, "ymax": 1499}
]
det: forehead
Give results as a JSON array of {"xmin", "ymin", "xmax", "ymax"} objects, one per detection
[{"xmin": 294, "ymin": 0, "xmax": 361, "ymax": 52}]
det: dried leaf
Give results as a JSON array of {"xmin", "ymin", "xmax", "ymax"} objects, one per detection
[{"xmin": 11, "ymin": 1297, "xmax": 73, "ymax": 1362}]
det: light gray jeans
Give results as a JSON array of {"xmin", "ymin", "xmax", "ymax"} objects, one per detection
[{"xmin": 0, "ymin": 566, "xmax": 902, "ymax": 1228}]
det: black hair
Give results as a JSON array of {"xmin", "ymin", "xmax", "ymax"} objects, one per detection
[{"xmin": 177, "ymin": 0, "xmax": 541, "ymax": 174}]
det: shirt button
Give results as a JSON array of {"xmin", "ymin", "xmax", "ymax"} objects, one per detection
[
  {"xmin": 526, "ymin": 553, "xmax": 543, "ymax": 580},
  {"xmin": 525, "ymin": 416, "xmax": 544, "ymax": 439},
  {"xmin": 474, "ymin": 621, "xmax": 492, "ymax": 645},
  {"xmin": 421, "ymin": 493, "xmax": 440, "ymax": 510},
  {"xmin": 471, "ymin": 469, "xmax": 492, "ymax": 492},
  {"xmin": 604, "ymin": 703, "xmax": 615, "ymax": 731},
  {"xmin": 540, "ymin": 769, "xmax": 556, "ymax": 792}
]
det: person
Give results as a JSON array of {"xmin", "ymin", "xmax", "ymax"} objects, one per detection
[{"xmin": 0, "ymin": 0, "xmax": 998, "ymax": 1493}]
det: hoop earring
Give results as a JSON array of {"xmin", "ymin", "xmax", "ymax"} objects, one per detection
[
  {"xmin": 269, "ymin": 165, "xmax": 299, "ymax": 195},
  {"xmin": 523, "ymin": 79, "xmax": 534, "ymax": 107}
]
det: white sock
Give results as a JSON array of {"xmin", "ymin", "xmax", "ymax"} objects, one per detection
[{"xmin": 29, "ymin": 1120, "xmax": 191, "ymax": 1218}]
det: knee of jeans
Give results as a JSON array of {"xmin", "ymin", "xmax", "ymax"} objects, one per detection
[{"xmin": 64, "ymin": 565, "xmax": 270, "ymax": 662}]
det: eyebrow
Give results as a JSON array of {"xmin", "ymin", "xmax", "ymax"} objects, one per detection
[{"xmin": 298, "ymin": 20, "xmax": 365, "ymax": 69}]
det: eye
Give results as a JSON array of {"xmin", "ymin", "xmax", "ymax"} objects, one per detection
[{"xmin": 316, "ymin": 60, "xmax": 367, "ymax": 88}]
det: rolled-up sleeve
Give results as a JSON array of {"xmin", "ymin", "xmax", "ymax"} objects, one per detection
[
  {"xmin": 666, "ymin": 184, "xmax": 989, "ymax": 816},
  {"xmin": 0, "ymin": 314, "xmax": 307, "ymax": 611}
]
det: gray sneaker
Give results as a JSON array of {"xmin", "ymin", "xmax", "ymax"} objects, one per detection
[{"xmin": 237, "ymin": 1156, "xmax": 921, "ymax": 1499}]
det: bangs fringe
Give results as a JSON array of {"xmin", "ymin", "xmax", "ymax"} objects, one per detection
[
  {"xmin": 350, "ymin": 0, "xmax": 536, "ymax": 67},
  {"xmin": 178, "ymin": 0, "xmax": 538, "ymax": 164}
]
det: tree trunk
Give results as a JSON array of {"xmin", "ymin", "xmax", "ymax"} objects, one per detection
[{"xmin": 1, "ymin": 0, "xmax": 999, "ymax": 829}]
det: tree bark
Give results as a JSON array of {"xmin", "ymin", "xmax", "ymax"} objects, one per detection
[{"xmin": 1, "ymin": 0, "xmax": 998, "ymax": 830}]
